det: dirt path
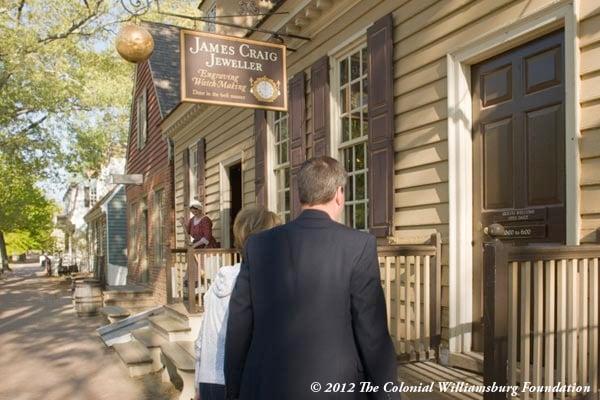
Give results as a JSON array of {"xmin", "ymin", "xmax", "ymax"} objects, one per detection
[{"xmin": 0, "ymin": 262, "xmax": 179, "ymax": 400}]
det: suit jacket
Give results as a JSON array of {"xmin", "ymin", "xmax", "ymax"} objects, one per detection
[{"xmin": 225, "ymin": 209, "xmax": 400, "ymax": 400}]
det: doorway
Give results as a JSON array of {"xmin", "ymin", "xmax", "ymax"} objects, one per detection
[
  {"xmin": 229, "ymin": 162, "xmax": 242, "ymax": 247},
  {"xmin": 471, "ymin": 30, "xmax": 566, "ymax": 351},
  {"xmin": 219, "ymin": 157, "xmax": 243, "ymax": 249}
]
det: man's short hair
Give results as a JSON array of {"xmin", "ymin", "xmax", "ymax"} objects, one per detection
[{"xmin": 297, "ymin": 156, "xmax": 348, "ymax": 206}]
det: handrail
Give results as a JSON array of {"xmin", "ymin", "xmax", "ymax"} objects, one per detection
[
  {"xmin": 377, "ymin": 244, "xmax": 437, "ymax": 256},
  {"xmin": 191, "ymin": 248, "xmax": 241, "ymax": 255},
  {"xmin": 506, "ymin": 244, "xmax": 600, "ymax": 261}
]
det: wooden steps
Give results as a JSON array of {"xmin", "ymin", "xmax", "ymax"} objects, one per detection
[
  {"xmin": 113, "ymin": 339, "xmax": 155, "ymax": 377},
  {"xmin": 99, "ymin": 306, "xmax": 130, "ymax": 324},
  {"xmin": 160, "ymin": 341, "xmax": 196, "ymax": 400},
  {"xmin": 132, "ymin": 327, "xmax": 167, "ymax": 348},
  {"xmin": 149, "ymin": 314, "xmax": 191, "ymax": 341},
  {"xmin": 398, "ymin": 361, "xmax": 483, "ymax": 400},
  {"xmin": 103, "ymin": 285, "xmax": 156, "ymax": 313},
  {"xmin": 160, "ymin": 342, "xmax": 195, "ymax": 372},
  {"xmin": 448, "ymin": 352, "xmax": 483, "ymax": 374}
]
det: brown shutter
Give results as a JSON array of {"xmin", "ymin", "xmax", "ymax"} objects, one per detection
[
  {"xmin": 367, "ymin": 14, "xmax": 394, "ymax": 238},
  {"xmin": 254, "ymin": 110, "xmax": 267, "ymax": 206},
  {"xmin": 196, "ymin": 138, "xmax": 206, "ymax": 205},
  {"xmin": 183, "ymin": 148, "xmax": 190, "ymax": 209},
  {"xmin": 311, "ymin": 56, "xmax": 330, "ymax": 157},
  {"xmin": 289, "ymin": 72, "xmax": 306, "ymax": 218}
]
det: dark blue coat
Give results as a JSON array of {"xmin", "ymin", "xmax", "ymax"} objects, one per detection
[{"xmin": 225, "ymin": 209, "xmax": 399, "ymax": 400}]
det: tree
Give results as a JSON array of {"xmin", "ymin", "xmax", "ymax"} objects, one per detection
[
  {"xmin": 0, "ymin": 0, "xmax": 198, "ymax": 268},
  {"xmin": 0, "ymin": 0, "xmax": 135, "ymax": 177},
  {"xmin": 0, "ymin": 157, "xmax": 56, "ymax": 270}
]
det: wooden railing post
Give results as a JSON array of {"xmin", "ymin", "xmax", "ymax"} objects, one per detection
[
  {"xmin": 430, "ymin": 232, "xmax": 442, "ymax": 358},
  {"xmin": 187, "ymin": 248, "xmax": 198, "ymax": 313},
  {"xmin": 483, "ymin": 239, "xmax": 508, "ymax": 399}
]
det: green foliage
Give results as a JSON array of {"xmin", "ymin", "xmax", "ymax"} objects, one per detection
[
  {"xmin": 0, "ymin": 155, "xmax": 56, "ymax": 255},
  {"xmin": 5, "ymin": 230, "xmax": 54, "ymax": 255},
  {"xmin": 0, "ymin": 0, "xmax": 135, "ymax": 176}
]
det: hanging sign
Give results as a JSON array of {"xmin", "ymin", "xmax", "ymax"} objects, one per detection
[{"xmin": 180, "ymin": 30, "xmax": 287, "ymax": 111}]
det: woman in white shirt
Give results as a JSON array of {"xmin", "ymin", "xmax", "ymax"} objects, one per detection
[{"xmin": 194, "ymin": 206, "xmax": 281, "ymax": 400}]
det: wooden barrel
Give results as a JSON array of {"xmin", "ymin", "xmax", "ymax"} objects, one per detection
[{"xmin": 73, "ymin": 279, "xmax": 102, "ymax": 317}]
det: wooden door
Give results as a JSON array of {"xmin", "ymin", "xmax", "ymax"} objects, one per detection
[{"xmin": 472, "ymin": 30, "xmax": 565, "ymax": 351}]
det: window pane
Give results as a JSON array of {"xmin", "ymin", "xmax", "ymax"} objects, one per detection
[
  {"xmin": 281, "ymin": 140, "xmax": 288, "ymax": 164},
  {"xmin": 275, "ymin": 121, "xmax": 281, "ymax": 142},
  {"xmin": 356, "ymin": 203, "xmax": 366, "ymax": 229},
  {"xmin": 345, "ymin": 205, "xmax": 354, "ymax": 227},
  {"xmin": 362, "ymin": 110, "xmax": 369, "ymax": 137},
  {"xmin": 284, "ymin": 190, "xmax": 290, "ymax": 212},
  {"xmin": 351, "ymin": 82, "xmax": 360, "ymax": 110},
  {"xmin": 362, "ymin": 78, "xmax": 368, "ymax": 106},
  {"xmin": 356, "ymin": 172, "xmax": 365, "ymax": 200},
  {"xmin": 351, "ymin": 51, "xmax": 360, "ymax": 81},
  {"xmin": 347, "ymin": 175, "xmax": 354, "ymax": 201},
  {"xmin": 340, "ymin": 58, "xmax": 348, "ymax": 85},
  {"xmin": 344, "ymin": 147, "xmax": 352, "ymax": 171},
  {"xmin": 362, "ymin": 47, "xmax": 368, "ymax": 77},
  {"xmin": 351, "ymin": 111, "xmax": 361, "ymax": 139},
  {"xmin": 340, "ymin": 88, "xmax": 348, "ymax": 115},
  {"xmin": 284, "ymin": 168, "xmax": 290, "ymax": 189},
  {"xmin": 355, "ymin": 142, "xmax": 365, "ymax": 170},
  {"xmin": 281, "ymin": 119, "xmax": 288, "ymax": 140},
  {"xmin": 342, "ymin": 117, "xmax": 350, "ymax": 142}
]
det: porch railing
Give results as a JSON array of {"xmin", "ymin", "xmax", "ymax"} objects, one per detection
[
  {"xmin": 173, "ymin": 248, "xmax": 241, "ymax": 313},
  {"xmin": 484, "ymin": 240, "xmax": 600, "ymax": 399},
  {"xmin": 169, "ymin": 233, "xmax": 443, "ymax": 360},
  {"xmin": 379, "ymin": 233, "xmax": 442, "ymax": 362}
]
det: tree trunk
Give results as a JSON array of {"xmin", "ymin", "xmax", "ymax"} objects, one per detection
[{"xmin": 0, "ymin": 230, "xmax": 9, "ymax": 272}]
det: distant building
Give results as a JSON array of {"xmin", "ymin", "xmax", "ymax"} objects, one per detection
[
  {"xmin": 54, "ymin": 158, "xmax": 125, "ymax": 272},
  {"xmin": 84, "ymin": 185, "xmax": 128, "ymax": 286}
]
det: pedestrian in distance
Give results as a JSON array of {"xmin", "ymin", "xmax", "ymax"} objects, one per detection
[
  {"xmin": 225, "ymin": 156, "xmax": 401, "ymax": 400},
  {"xmin": 194, "ymin": 206, "xmax": 282, "ymax": 400}
]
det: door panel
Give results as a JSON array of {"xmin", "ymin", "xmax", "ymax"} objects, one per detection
[
  {"xmin": 471, "ymin": 30, "xmax": 565, "ymax": 352},
  {"xmin": 483, "ymin": 118, "xmax": 514, "ymax": 210}
]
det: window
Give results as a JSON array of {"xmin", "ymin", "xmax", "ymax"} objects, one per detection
[
  {"xmin": 206, "ymin": 2, "xmax": 216, "ymax": 33},
  {"xmin": 189, "ymin": 145, "xmax": 198, "ymax": 203},
  {"xmin": 272, "ymin": 111, "xmax": 290, "ymax": 222},
  {"xmin": 90, "ymin": 185, "xmax": 97, "ymax": 206},
  {"xmin": 337, "ymin": 45, "xmax": 369, "ymax": 230},
  {"xmin": 129, "ymin": 202, "xmax": 139, "ymax": 262},
  {"xmin": 153, "ymin": 189, "xmax": 165, "ymax": 266},
  {"xmin": 136, "ymin": 88, "xmax": 147, "ymax": 149},
  {"xmin": 140, "ymin": 199, "xmax": 149, "ymax": 282}
]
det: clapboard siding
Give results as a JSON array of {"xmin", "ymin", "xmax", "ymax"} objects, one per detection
[
  {"xmin": 162, "ymin": 0, "xmax": 600, "ymax": 348},
  {"xmin": 107, "ymin": 186, "xmax": 127, "ymax": 267},
  {"xmin": 580, "ymin": 3, "xmax": 600, "ymax": 243},
  {"xmin": 172, "ymin": 105, "xmax": 255, "ymax": 248}
]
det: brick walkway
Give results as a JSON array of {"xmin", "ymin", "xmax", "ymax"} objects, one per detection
[{"xmin": 0, "ymin": 263, "xmax": 178, "ymax": 400}]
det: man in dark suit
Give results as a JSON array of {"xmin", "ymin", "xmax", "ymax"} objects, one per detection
[{"xmin": 225, "ymin": 156, "xmax": 400, "ymax": 400}]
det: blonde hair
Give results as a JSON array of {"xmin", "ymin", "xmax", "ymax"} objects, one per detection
[{"xmin": 233, "ymin": 206, "xmax": 282, "ymax": 251}]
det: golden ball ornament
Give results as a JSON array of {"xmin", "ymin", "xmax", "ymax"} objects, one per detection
[{"xmin": 115, "ymin": 24, "xmax": 154, "ymax": 63}]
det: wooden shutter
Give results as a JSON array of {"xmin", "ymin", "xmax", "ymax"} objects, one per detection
[
  {"xmin": 367, "ymin": 14, "xmax": 394, "ymax": 238},
  {"xmin": 254, "ymin": 110, "xmax": 267, "ymax": 206},
  {"xmin": 196, "ymin": 138, "xmax": 206, "ymax": 205},
  {"xmin": 289, "ymin": 72, "xmax": 306, "ymax": 218},
  {"xmin": 182, "ymin": 148, "xmax": 190, "ymax": 209},
  {"xmin": 311, "ymin": 56, "xmax": 330, "ymax": 157}
]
